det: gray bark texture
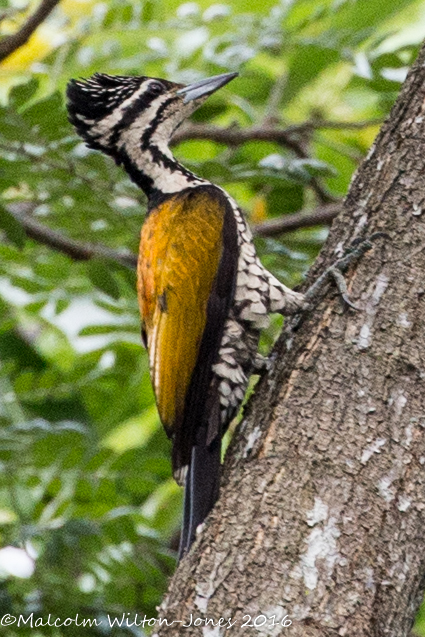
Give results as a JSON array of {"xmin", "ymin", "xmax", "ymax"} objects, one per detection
[{"xmin": 155, "ymin": 42, "xmax": 425, "ymax": 637}]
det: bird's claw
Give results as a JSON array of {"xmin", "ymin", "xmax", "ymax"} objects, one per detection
[
  {"xmin": 304, "ymin": 232, "xmax": 387, "ymax": 311},
  {"xmin": 340, "ymin": 292, "xmax": 360, "ymax": 311}
]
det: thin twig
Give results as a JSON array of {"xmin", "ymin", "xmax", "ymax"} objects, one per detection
[
  {"xmin": 0, "ymin": 0, "xmax": 60, "ymax": 63},
  {"xmin": 253, "ymin": 202, "xmax": 342, "ymax": 237},
  {"xmin": 172, "ymin": 123, "xmax": 305, "ymax": 155},
  {"xmin": 6, "ymin": 201, "xmax": 340, "ymax": 269},
  {"xmin": 171, "ymin": 121, "xmax": 379, "ymax": 205},
  {"xmin": 296, "ymin": 118, "xmax": 383, "ymax": 131},
  {"xmin": 8, "ymin": 203, "xmax": 137, "ymax": 269},
  {"xmin": 171, "ymin": 119, "xmax": 382, "ymax": 147}
]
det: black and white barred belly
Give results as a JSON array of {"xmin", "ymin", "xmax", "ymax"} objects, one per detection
[{"xmin": 211, "ymin": 195, "xmax": 306, "ymax": 429}]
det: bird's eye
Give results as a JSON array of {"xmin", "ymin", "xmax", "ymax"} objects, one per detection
[{"xmin": 149, "ymin": 81, "xmax": 164, "ymax": 95}]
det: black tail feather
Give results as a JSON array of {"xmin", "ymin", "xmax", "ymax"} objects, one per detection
[
  {"xmin": 178, "ymin": 432, "xmax": 221, "ymax": 560},
  {"xmin": 179, "ymin": 474, "xmax": 191, "ymax": 558}
]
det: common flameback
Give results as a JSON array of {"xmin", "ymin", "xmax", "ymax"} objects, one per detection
[{"xmin": 66, "ymin": 71, "xmax": 368, "ymax": 558}]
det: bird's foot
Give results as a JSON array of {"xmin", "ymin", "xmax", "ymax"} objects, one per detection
[
  {"xmin": 252, "ymin": 352, "xmax": 274, "ymax": 376},
  {"xmin": 303, "ymin": 232, "xmax": 388, "ymax": 310}
]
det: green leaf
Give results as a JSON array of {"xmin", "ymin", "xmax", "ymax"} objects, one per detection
[
  {"xmin": 142, "ymin": 0, "xmax": 155, "ymax": 22},
  {"xmin": 79, "ymin": 322, "xmax": 138, "ymax": 336},
  {"xmin": 330, "ymin": 0, "xmax": 414, "ymax": 33},
  {"xmin": 0, "ymin": 205, "xmax": 26, "ymax": 249},
  {"xmin": 103, "ymin": 405, "xmax": 160, "ymax": 452},
  {"xmin": 22, "ymin": 93, "xmax": 69, "ymax": 140},
  {"xmin": 54, "ymin": 298, "xmax": 70, "ymax": 315},
  {"xmin": 283, "ymin": 45, "xmax": 340, "ymax": 106},
  {"xmin": 9, "ymin": 78, "xmax": 39, "ymax": 108},
  {"xmin": 87, "ymin": 259, "xmax": 121, "ymax": 299}
]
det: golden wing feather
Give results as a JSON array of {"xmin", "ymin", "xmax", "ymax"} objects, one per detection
[{"xmin": 137, "ymin": 190, "xmax": 225, "ymax": 436}]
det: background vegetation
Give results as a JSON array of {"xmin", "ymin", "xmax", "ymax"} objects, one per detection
[{"xmin": 0, "ymin": 0, "xmax": 424, "ymax": 634}]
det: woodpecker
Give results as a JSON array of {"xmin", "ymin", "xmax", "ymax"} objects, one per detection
[{"xmin": 66, "ymin": 71, "xmax": 369, "ymax": 558}]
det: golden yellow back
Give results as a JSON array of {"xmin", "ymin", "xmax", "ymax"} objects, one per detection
[{"xmin": 137, "ymin": 189, "xmax": 226, "ymax": 438}]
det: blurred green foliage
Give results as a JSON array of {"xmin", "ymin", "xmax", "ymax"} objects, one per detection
[{"xmin": 0, "ymin": 0, "xmax": 424, "ymax": 634}]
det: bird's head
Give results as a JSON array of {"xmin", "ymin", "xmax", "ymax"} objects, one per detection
[{"xmin": 66, "ymin": 71, "xmax": 238, "ymax": 158}]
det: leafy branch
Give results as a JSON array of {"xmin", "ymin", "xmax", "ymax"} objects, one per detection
[
  {"xmin": 171, "ymin": 119, "xmax": 381, "ymax": 204},
  {"xmin": 6, "ymin": 201, "xmax": 341, "ymax": 269},
  {"xmin": 0, "ymin": 0, "xmax": 60, "ymax": 63},
  {"xmin": 2, "ymin": 114, "xmax": 372, "ymax": 269},
  {"xmin": 8, "ymin": 203, "xmax": 138, "ymax": 269},
  {"xmin": 253, "ymin": 202, "xmax": 341, "ymax": 237},
  {"xmin": 171, "ymin": 119, "xmax": 382, "ymax": 147}
]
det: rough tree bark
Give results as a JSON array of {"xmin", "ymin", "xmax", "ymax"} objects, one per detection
[{"xmin": 154, "ymin": 42, "xmax": 425, "ymax": 637}]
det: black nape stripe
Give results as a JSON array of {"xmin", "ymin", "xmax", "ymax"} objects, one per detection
[
  {"xmin": 120, "ymin": 149, "xmax": 156, "ymax": 197},
  {"xmin": 140, "ymin": 97, "xmax": 175, "ymax": 149},
  {"xmin": 148, "ymin": 145, "xmax": 198, "ymax": 181}
]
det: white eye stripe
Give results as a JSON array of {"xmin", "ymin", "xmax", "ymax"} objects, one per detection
[{"xmin": 92, "ymin": 88, "xmax": 170, "ymax": 138}]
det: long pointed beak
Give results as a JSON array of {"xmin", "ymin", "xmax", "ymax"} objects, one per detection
[{"xmin": 176, "ymin": 72, "xmax": 238, "ymax": 103}]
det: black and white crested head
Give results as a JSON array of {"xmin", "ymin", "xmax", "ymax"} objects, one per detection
[
  {"xmin": 66, "ymin": 71, "xmax": 238, "ymax": 196},
  {"xmin": 66, "ymin": 73, "xmax": 178, "ymax": 153}
]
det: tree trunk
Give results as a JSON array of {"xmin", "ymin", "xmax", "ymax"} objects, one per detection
[{"xmin": 154, "ymin": 42, "xmax": 425, "ymax": 637}]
